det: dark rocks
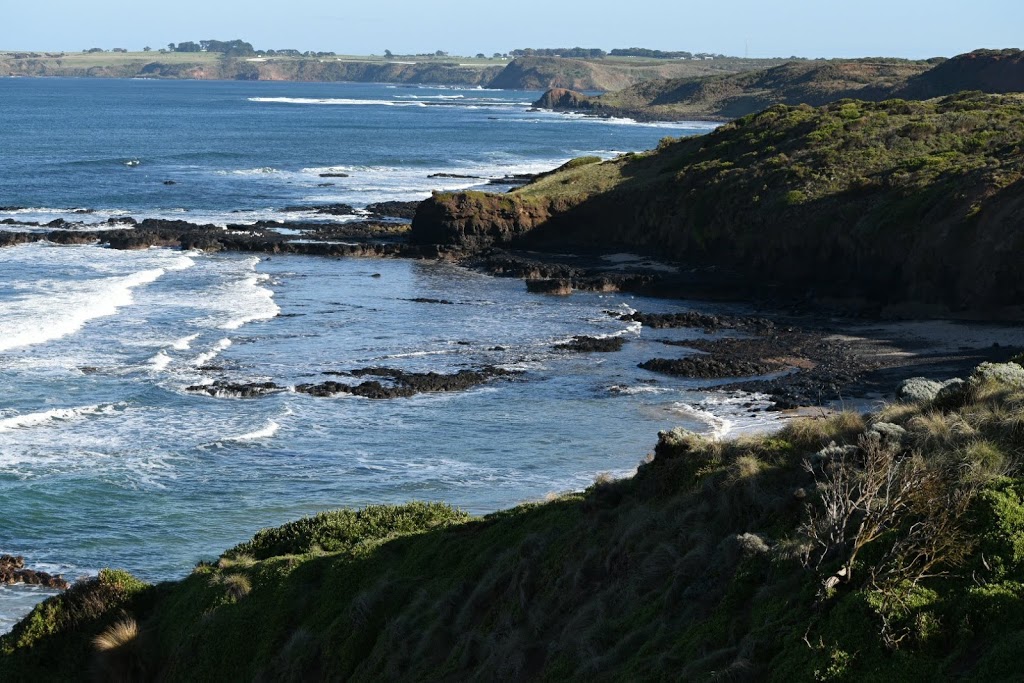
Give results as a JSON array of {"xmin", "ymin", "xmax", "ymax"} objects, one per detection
[
  {"xmin": 296, "ymin": 366, "xmax": 519, "ymax": 399},
  {"xmin": 555, "ymin": 336, "xmax": 626, "ymax": 353},
  {"xmin": 486, "ymin": 174, "xmax": 536, "ymax": 186},
  {"xmin": 533, "ymin": 87, "xmax": 595, "ymax": 111},
  {"xmin": 186, "ymin": 381, "xmax": 284, "ymax": 398},
  {"xmin": 1, "ymin": 554, "xmax": 70, "ymax": 590},
  {"xmin": 163, "ymin": 180, "xmax": 177, "ymax": 185},
  {"xmin": 621, "ymin": 311, "xmax": 775, "ymax": 333},
  {"xmin": 526, "ymin": 279, "xmax": 573, "ymax": 295},
  {"xmin": 282, "ymin": 204, "xmax": 356, "ymax": 216},
  {"xmin": 318, "ymin": 172, "xmax": 349, "ymax": 178},
  {"xmin": 366, "ymin": 201, "xmax": 422, "ymax": 220},
  {"xmin": 428, "ymin": 173, "xmax": 483, "ymax": 179},
  {"xmin": 405, "ymin": 298, "xmax": 455, "ymax": 305},
  {"xmin": 640, "ymin": 356, "xmax": 779, "ymax": 379}
]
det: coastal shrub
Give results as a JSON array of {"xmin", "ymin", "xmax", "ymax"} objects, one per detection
[
  {"xmin": 226, "ymin": 502, "xmax": 472, "ymax": 560},
  {"xmin": 0, "ymin": 569, "xmax": 150, "ymax": 681},
  {"xmin": 562, "ymin": 155, "xmax": 602, "ymax": 170},
  {"xmin": 784, "ymin": 189, "xmax": 808, "ymax": 205}
]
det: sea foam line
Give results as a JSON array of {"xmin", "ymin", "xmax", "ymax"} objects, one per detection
[
  {"xmin": 0, "ymin": 265, "xmax": 186, "ymax": 353},
  {"xmin": 0, "ymin": 404, "xmax": 119, "ymax": 433},
  {"xmin": 223, "ymin": 420, "xmax": 280, "ymax": 443},
  {"xmin": 194, "ymin": 338, "xmax": 233, "ymax": 366},
  {"xmin": 248, "ymin": 97, "xmax": 427, "ymax": 107}
]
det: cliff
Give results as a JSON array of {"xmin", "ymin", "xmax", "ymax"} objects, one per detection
[
  {"xmin": 534, "ymin": 57, "xmax": 938, "ymax": 121},
  {"xmin": 0, "ymin": 52, "xmax": 503, "ymax": 86},
  {"xmin": 0, "ymin": 51, "xmax": 783, "ymax": 89},
  {"xmin": 534, "ymin": 49, "xmax": 1024, "ymax": 122},
  {"xmin": 486, "ymin": 55, "xmax": 783, "ymax": 91},
  {"xmin": 415, "ymin": 93, "xmax": 1024, "ymax": 316},
  {"xmin": 895, "ymin": 48, "xmax": 1024, "ymax": 99},
  {"xmin": 6, "ymin": 361, "xmax": 1024, "ymax": 680}
]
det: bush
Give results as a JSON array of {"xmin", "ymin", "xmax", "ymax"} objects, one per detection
[{"xmin": 226, "ymin": 502, "xmax": 472, "ymax": 560}]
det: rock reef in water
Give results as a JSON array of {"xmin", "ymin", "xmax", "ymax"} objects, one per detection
[{"xmin": 0, "ymin": 554, "xmax": 69, "ymax": 590}]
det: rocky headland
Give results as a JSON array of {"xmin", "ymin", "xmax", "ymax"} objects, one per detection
[
  {"xmin": 534, "ymin": 48, "xmax": 1024, "ymax": 121},
  {"xmin": 412, "ymin": 93, "xmax": 1024, "ymax": 319},
  {"xmin": 0, "ymin": 52, "xmax": 784, "ymax": 91}
]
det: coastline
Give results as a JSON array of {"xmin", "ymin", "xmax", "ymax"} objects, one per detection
[{"xmin": 1, "ymin": 212, "xmax": 1019, "ymax": 414}]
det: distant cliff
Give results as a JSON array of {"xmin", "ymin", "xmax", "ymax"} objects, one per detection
[
  {"xmin": 534, "ymin": 50, "xmax": 1024, "ymax": 122},
  {"xmin": 533, "ymin": 57, "xmax": 940, "ymax": 121},
  {"xmin": 0, "ymin": 53, "xmax": 504, "ymax": 86},
  {"xmin": 0, "ymin": 51, "xmax": 786, "ymax": 90},
  {"xmin": 415, "ymin": 93, "xmax": 1024, "ymax": 316}
]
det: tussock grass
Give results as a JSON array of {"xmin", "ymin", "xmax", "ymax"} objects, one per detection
[
  {"xmin": 92, "ymin": 618, "xmax": 138, "ymax": 652},
  {"xmin": 222, "ymin": 574, "xmax": 252, "ymax": 601},
  {"xmin": 778, "ymin": 411, "xmax": 866, "ymax": 452}
]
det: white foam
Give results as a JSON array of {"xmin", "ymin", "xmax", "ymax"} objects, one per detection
[
  {"xmin": 671, "ymin": 401, "xmax": 735, "ymax": 440},
  {"xmin": 148, "ymin": 351, "xmax": 172, "ymax": 372},
  {"xmin": 219, "ymin": 271, "xmax": 280, "ymax": 330},
  {"xmin": 171, "ymin": 333, "xmax": 201, "ymax": 350},
  {"xmin": 0, "ymin": 404, "xmax": 118, "ymax": 433},
  {"xmin": 194, "ymin": 338, "xmax": 232, "ymax": 366},
  {"xmin": 248, "ymin": 97, "xmax": 427, "ymax": 107},
  {"xmin": 0, "ymin": 264, "xmax": 185, "ymax": 353},
  {"xmin": 224, "ymin": 420, "xmax": 280, "ymax": 442},
  {"xmin": 607, "ymin": 385, "xmax": 672, "ymax": 396}
]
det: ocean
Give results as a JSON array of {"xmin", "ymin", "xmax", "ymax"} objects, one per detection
[{"xmin": 0, "ymin": 77, "xmax": 775, "ymax": 631}]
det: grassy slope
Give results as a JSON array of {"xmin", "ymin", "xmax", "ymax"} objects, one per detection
[
  {"xmin": 541, "ymin": 49, "xmax": 1024, "ymax": 122},
  {"xmin": 573, "ymin": 58, "xmax": 936, "ymax": 121},
  {"xmin": 0, "ymin": 51, "xmax": 503, "ymax": 85},
  {"xmin": 487, "ymin": 56, "xmax": 789, "ymax": 92},
  {"xmin": 429, "ymin": 93, "xmax": 1024, "ymax": 313},
  {"xmin": 0, "ymin": 52, "xmax": 786, "ymax": 90},
  {"xmin": 4, "ymin": 362, "xmax": 1024, "ymax": 680}
]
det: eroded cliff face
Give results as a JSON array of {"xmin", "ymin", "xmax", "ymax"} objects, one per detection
[
  {"xmin": 0, "ymin": 55, "xmax": 503, "ymax": 85},
  {"xmin": 412, "ymin": 96, "xmax": 1024, "ymax": 315},
  {"xmin": 411, "ymin": 192, "xmax": 559, "ymax": 249}
]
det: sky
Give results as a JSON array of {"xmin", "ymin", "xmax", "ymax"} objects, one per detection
[{"xmin": 4, "ymin": 0, "xmax": 1022, "ymax": 59}]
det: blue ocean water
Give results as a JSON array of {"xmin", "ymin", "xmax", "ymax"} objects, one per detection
[{"xmin": 0, "ymin": 78, "xmax": 773, "ymax": 631}]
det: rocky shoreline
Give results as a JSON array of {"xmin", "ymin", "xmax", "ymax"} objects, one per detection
[
  {"xmin": 3, "ymin": 209, "xmax": 1021, "ymax": 416},
  {"xmin": 4, "ymin": 208, "xmax": 1019, "ymax": 413},
  {"xmin": 187, "ymin": 366, "xmax": 521, "ymax": 400},
  {"xmin": 0, "ymin": 555, "xmax": 68, "ymax": 590}
]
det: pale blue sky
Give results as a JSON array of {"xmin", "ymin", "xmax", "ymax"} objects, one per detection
[{"xmin": 5, "ymin": 0, "xmax": 1022, "ymax": 59}]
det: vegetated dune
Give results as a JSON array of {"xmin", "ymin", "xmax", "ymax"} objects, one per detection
[
  {"xmin": 5, "ymin": 360, "xmax": 1024, "ymax": 680},
  {"xmin": 415, "ymin": 93, "xmax": 1024, "ymax": 317},
  {"xmin": 535, "ymin": 49, "xmax": 1024, "ymax": 121}
]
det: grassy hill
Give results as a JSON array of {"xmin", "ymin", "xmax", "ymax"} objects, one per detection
[
  {"xmin": 0, "ymin": 50, "xmax": 505, "ymax": 85},
  {"xmin": 414, "ymin": 93, "xmax": 1024, "ymax": 317},
  {"xmin": 4, "ymin": 360, "xmax": 1024, "ymax": 680},
  {"xmin": 486, "ymin": 55, "xmax": 789, "ymax": 92},
  {"xmin": 0, "ymin": 50, "xmax": 787, "ymax": 90},
  {"xmin": 535, "ymin": 49, "xmax": 1024, "ymax": 121}
]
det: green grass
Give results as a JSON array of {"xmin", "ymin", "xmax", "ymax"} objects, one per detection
[{"xmin": 6, "ymin": 362, "xmax": 1024, "ymax": 680}]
